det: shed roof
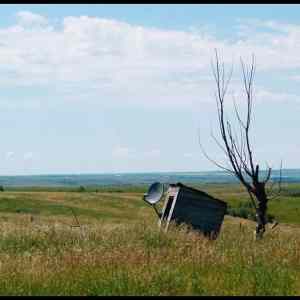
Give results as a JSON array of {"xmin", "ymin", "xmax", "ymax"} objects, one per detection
[{"xmin": 170, "ymin": 182, "xmax": 227, "ymax": 208}]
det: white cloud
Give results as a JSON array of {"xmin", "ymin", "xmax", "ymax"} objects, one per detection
[
  {"xmin": 23, "ymin": 152, "xmax": 34, "ymax": 160},
  {"xmin": 5, "ymin": 151, "xmax": 14, "ymax": 160},
  {"xmin": 183, "ymin": 153, "xmax": 193, "ymax": 158},
  {"xmin": 222, "ymin": 86, "xmax": 300, "ymax": 107},
  {"xmin": 255, "ymin": 88, "xmax": 300, "ymax": 104},
  {"xmin": 0, "ymin": 12, "xmax": 299, "ymax": 109},
  {"xmin": 112, "ymin": 146, "xmax": 133, "ymax": 158},
  {"xmin": 290, "ymin": 75, "xmax": 300, "ymax": 82},
  {"xmin": 16, "ymin": 11, "xmax": 48, "ymax": 27},
  {"xmin": 112, "ymin": 146, "xmax": 163, "ymax": 160},
  {"xmin": 144, "ymin": 149, "xmax": 161, "ymax": 157}
]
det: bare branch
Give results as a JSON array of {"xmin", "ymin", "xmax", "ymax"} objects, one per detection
[
  {"xmin": 198, "ymin": 128, "xmax": 235, "ymax": 175},
  {"xmin": 202, "ymin": 49, "xmax": 280, "ymax": 239},
  {"xmin": 233, "ymin": 94, "xmax": 246, "ymax": 129},
  {"xmin": 263, "ymin": 163, "xmax": 272, "ymax": 184}
]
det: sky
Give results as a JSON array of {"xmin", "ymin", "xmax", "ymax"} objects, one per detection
[{"xmin": 0, "ymin": 4, "xmax": 300, "ymax": 175}]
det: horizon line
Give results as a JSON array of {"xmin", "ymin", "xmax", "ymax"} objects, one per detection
[{"xmin": 0, "ymin": 168, "xmax": 295, "ymax": 177}]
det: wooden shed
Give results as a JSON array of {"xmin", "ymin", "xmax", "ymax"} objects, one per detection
[{"xmin": 158, "ymin": 182, "xmax": 227, "ymax": 238}]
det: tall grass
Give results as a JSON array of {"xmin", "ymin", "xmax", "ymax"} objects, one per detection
[
  {"xmin": 0, "ymin": 217, "xmax": 298, "ymax": 295},
  {"xmin": 0, "ymin": 186, "xmax": 298, "ymax": 295}
]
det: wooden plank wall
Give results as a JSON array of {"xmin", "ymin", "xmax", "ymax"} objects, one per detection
[{"xmin": 171, "ymin": 185, "xmax": 227, "ymax": 235}]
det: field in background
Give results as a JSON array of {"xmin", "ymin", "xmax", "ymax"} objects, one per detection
[{"xmin": 0, "ymin": 183, "xmax": 299, "ymax": 295}]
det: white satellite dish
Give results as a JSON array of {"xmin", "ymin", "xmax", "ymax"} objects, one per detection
[
  {"xmin": 143, "ymin": 182, "xmax": 165, "ymax": 205},
  {"xmin": 143, "ymin": 182, "xmax": 166, "ymax": 218}
]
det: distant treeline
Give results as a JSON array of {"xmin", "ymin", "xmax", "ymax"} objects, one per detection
[{"xmin": 0, "ymin": 169, "xmax": 298, "ymax": 187}]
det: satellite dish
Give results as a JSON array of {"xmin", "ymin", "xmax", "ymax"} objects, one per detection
[{"xmin": 143, "ymin": 182, "xmax": 165, "ymax": 205}]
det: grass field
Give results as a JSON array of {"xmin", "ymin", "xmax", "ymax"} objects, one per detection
[{"xmin": 0, "ymin": 183, "xmax": 299, "ymax": 295}]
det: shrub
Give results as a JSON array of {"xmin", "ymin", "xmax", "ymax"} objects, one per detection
[
  {"xmin": 281, "ymin": 189, "xmax": 300, "ymax": 198},
  {"xmin": 227, "ymin": 201, "xmax": 255, "ymax": 220},
  {"xmin": 78, "ymin": 186, "xmax": 86, "ymax": 192},
  {"xmin": 227, "ymin": 201, "xmax": 275, "ymax": 223}
]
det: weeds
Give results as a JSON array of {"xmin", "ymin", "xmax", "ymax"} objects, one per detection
[
  {"xmin": 0, "ymin": 188, "xmax": 297, "ymax": 295},
  {"xmin": 0, "ymin": 218, "xmax": 297, "ymax": 295}
]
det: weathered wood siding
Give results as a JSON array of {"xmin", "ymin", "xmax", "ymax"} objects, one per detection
[{"xmin": 167, "ymin": 183, "xmax": 227, "ymax": 237}]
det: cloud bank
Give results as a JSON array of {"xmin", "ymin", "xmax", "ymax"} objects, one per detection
[{"xmin": 0, "ymin": 11, "xmax": 298, "ymax": 109}]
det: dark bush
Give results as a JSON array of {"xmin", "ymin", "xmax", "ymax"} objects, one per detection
[
  {"xmin": 78, "ymin": 185, "xmax": 86, "ymax": 192},
  {"xmin": 227, "ymin": 201, "xmax": 255, "ymax": 220},
  {"xmin": 281, "ymin": 189, "xmax": 300, "ymax": 198},
  {"xmin": 226, "ymin": 201, "xmax": 275, "ymax": 223}
]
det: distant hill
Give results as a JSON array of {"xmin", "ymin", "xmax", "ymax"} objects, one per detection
[{"xmin": 0, "ymin": 168, "xmax": 297, "ymax": 187}]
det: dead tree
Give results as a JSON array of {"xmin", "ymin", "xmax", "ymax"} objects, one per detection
[{"xmin": 200, "ymin": 50, "xmax": 282, "ymax": 239}]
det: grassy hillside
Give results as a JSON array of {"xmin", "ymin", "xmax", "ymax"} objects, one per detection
[{"xmin": 0, "ymin": 184, "xmax": 298, "ymax": 295}]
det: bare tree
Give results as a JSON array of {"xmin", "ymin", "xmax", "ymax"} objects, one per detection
[{"xmin": 200, "ymin": 50, "xmax": 282, "ymax": 239}]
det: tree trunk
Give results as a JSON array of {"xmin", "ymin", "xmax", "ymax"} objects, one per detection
[{"xmin": 254, "ymin": 183, "xmax": 268, "ymax": 239}]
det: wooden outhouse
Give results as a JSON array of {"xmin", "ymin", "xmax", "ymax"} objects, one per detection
[{"xmin": 158, "ymin": 182, "xmax": 227, "ymax": 238}]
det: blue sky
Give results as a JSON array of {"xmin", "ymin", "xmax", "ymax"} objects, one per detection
[{"xmin": 0, "ymin": 4, "xmax": 300, "ymax": 175}]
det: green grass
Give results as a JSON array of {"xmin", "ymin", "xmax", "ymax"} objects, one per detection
[
  {"xmin": 2, "ymin": 185, "xmax": 149, "ymax": 193},
  {"xmin": 0, "ymin": 183, "xmax": 298, "ymax": 295},
  {"xmin": 0, "ymin": 191, "xmax": 150, "ymax": 224},
  {"xmin": 0, "ymin": 220, "xmax": 298, "ymax": 295}
]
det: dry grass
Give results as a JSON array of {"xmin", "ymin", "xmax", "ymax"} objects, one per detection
[
  {"xmin": 0, "ymin": 189, "xmax": 298, "ymax": 295},
  {"xmin": 0, "ymin": 214, "xmax": 298, "ymax": 295}
]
